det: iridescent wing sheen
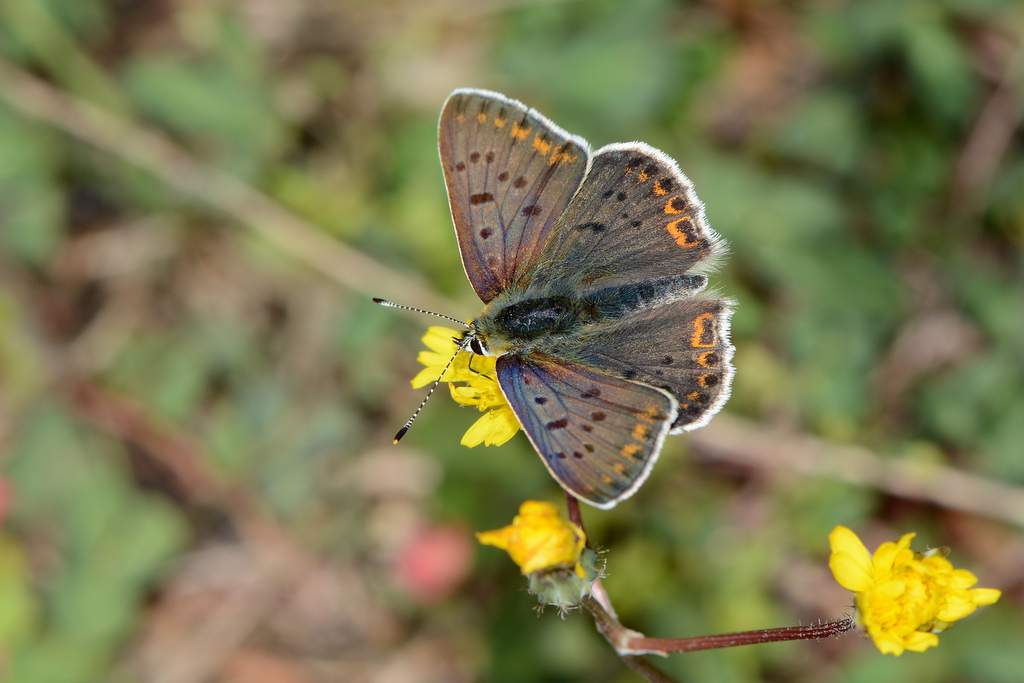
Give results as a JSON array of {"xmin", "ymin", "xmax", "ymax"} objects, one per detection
[
  {"xmin": 544, "ymin": 297, "xmax": 735, "ymax": 433},
  {"xmin": 496, "ymin": 353, "xmax": 677, "ymax": 509},
  {"xmin": 529, "ymin": 142, "xmax": 725, "ymax": 291},
  {"xmin": 439, "ymin": 89, "xmax": 591, "ymax": 303}
]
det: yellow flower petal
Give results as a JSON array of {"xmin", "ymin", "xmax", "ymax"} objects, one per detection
[
  {"xmin": 948, "ymin": 568, "xmax": 977, "ymax": 589},
  {"xmin": 476, "ymin": 501, "xmax": 586, "ymax": 575},
  {"xmin": 829, "ymin": 525, "xmax": 873, "ymax": 569},
  {"xmin": 937, "ymin": 593, "xmax": 977, "ymax": 622},
  {"xmin": 828, "ymin": 526, "xmax": 873, "ymax": 592},
  {"xmin": 871, "ymin": 540, "xmax": 903, "ymax": 574},
  {"xmin": 830, "ymin": 553, "xmax": 874, "ymax": 593},
  {"xmin": 875, "ymin": 578, "xmax": 906, "ymax": 599},
  {"xmin": 475, "ymin": 526, "xmax": 513, "ymax": 551},
  {"xmin": 873, "ymin": 635, "xmax": 905, "ymax": 656},
  {"xmin": 478, "ymin": 407, "xmax": 520, "ymax": 446},
  {"xmin": 459, "ymin": 408, "xmax": 519, "ymax": 447},
  {"xmin": 970, "ymin": 587, "xmax": 1001, "ymax": 606},
  {"xmin": 422, "ymin": 326, "xmax": 459, "ymax": 353},
  {"xmin": 411, "ymin": 366, "xmax": 442, "ymax": 388},
  {"xmin": 903, "ymin": 631, "xmax": 939, "ymax": 653}
]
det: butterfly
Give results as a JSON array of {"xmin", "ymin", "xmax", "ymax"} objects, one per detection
[{"xmin": 392, "ymin": 88, "xmax": 734, "ymax": 510}]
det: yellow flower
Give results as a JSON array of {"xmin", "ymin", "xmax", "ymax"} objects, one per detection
[
  {"xmin": 412, "ymin": 326, "xmax": 520, "ymax": 447},
  {"xmin": 477, "ymin": 501, "xmax": 587, "ymax": 577},
  {"xmin": 828, "ymin": 525, "xmax": 1001, "ymax": 656}
]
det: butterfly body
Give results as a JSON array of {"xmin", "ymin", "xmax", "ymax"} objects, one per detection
[
  {"xmin": 473, "ymin": 272, "xmax": 709, "ymax": 353},
  {"xmin": 435, "ymin": 88, "xmax": 736, "ymax": 509}
]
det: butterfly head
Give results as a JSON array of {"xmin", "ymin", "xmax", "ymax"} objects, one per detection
[{"xmin": 467, "ymin": 333, "xmax": 490, "ymax": 356}]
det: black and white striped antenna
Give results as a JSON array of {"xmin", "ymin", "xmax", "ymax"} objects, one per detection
[
  {"xmin": 391, "ymin": 334, "xmax": 470, "ymax": 444},
  {"xmin": 372, "ymin": 297, "xmax": 470, "ymax": 328},
  {"xmin": 373, "ymin": 296, "xmax": 473, "ymax": 444}
]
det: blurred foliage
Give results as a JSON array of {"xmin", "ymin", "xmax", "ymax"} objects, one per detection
[{"xmin": 0, "ymin": 1, "xmax": 1022, "ymax": 682}]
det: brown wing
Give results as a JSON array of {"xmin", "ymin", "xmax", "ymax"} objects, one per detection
[
  {"xmin": 550, "ymin": 297, "xmax": 735, "ymax": 433},
  {"xmin": 529, "ymin": 142, "xmax": 726, "ymax": 291},
  {"xmin": 439, "ymin": 89, "xmax": 591, "ymax": 303},
  {"xmin": 496, "ymin": 352, "xmax": 677, "ymax": 509}
]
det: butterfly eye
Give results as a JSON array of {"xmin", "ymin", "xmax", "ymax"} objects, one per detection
[{"xmin": 469, "ymin": 337, "xmax": 486, "ymax": 355}]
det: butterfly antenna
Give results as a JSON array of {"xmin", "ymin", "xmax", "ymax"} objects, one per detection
[
  {"xmin": 392, "ymin": 335, "xmax": 471, "ymax": 444},
  {"xmin": 372, "ymin": 297, "xmax": 470, "ymax": 328}
]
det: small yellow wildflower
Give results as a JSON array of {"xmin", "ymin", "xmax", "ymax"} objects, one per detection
[
  {"xmin": 828, "ymin": 525, "xmax": 1001, "ymax": 656},
  {"xmin": 477, "ymin": 500, "xmax": 586, "ymax": 577},
  {"xmin": 412, "ymin": 326, "xmax": 520, "ymax": 447}
]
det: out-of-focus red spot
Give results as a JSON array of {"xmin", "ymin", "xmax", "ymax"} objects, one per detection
[
  {"xmin": 394, "ymin": 525, "xmax": 472, "ymax": 604},
  {"xmin": 0, "ymin": 478, "xmax": 10, "ymax": 523}
]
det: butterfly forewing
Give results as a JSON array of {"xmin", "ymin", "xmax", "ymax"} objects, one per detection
[
  {"xmin": 496, "ymin": 353, "xmax": 678, "ymax": 508},
  {"xmin": 555, "ymin": 297, "xmax": 735, "ymax": 432},
  {"xmin": 439, "ymin": 89, "xmax": 591, "ymax": 303},
  {"xmin": 530, "ymin": 142, "xmax": 723, "ymax": 291}
]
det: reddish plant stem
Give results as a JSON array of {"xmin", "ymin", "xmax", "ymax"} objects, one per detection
[
  {"xmin": 565, "ymin": 493, "xmax": 855, "ymax": 683},
  {"xmin": 584, "ymin": 594, "xmax": 854, "ymax": 654}
]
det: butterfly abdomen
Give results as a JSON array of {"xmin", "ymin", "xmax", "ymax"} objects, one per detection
[{"xmin": 584, "ymin": 273, "xmax": 707, "ymax": 319}]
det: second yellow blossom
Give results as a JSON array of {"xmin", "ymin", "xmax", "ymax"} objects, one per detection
[{"xmin": 828, "ymin": 525, "xmax": 1001, "ymax": 656}]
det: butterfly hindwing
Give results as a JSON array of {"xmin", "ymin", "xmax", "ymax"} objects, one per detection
[
  {"xmin": 530, "ymin": 142, "xmax": 723, "ymax": 291},
  {"xmin": 555, "ymin": 297, "xmax": 735, "ymax": 433},
  {"xmin": 496, "ymin": 352, "xmax": 677, "ymax": 508},
  {"xmin": 439, "ymin": 89, "xmax": 591, "ymax": 303}
]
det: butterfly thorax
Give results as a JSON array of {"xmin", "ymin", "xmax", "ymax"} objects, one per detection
[{"xmin": 474, "ymin": 294, "xmax": 590, "ymax": 354}]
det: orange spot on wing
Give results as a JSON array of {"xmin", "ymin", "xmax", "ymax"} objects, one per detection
[
  {"xmin": 532, "ymin": 135, "xmax": 551, "ymax": 156},
  {"xmin": 631, "ymin": 423, "xmax": 649, "ymax": 440},
  {"xmin": 476, "ymin": 112, "xmax": 487, "ymax": 124},
  {"xmin": 546, "ymin": 146, "xmax": 578, "ymax": 165},
  {"xmin": 455, "ymin": 113, "xmax": 466, "ymax": 123},
  {"xmin": 666, "ymin": 217, "xmax": 700, "ymax": 249},
  {"xmin": 494, "ymin": 117, "xmax": 506, "ymax": 128},
  {"xmin": 696, "ymin": 351, "xmax": 716, "ymax": 368},
  {"xmin": 641, "ymin": 405, "xmax": 665, "ymax": 422},
  {"xmin": 653, "ymin": 180, "xmax": 668, "ymax": 196},
  {"xmin": 620, "ymin": 444, "xmax": 641, "ymax": 459},
  {"xmin": 691, "ymin": 312, "xmax": 716, "ymax": 349},
  {"xmin": 698, "ymin": 374, "xmax": 714, "ymax": 388},
  {"xmin": 602, "ymin": 474, "xmax": 614, "ymax": 484},
  {"xmin": 613, "ymin": 463, "xmax": 626, "ymax": 475},
  {"xmin": 511, "ymin": 123, "xmax": 530, "ymax": 140},
  {"xmin": 637, "ymin": 169, "xmax": 649, "ymax": 182},
  {"xmin": 664, "ymin": 196, "xmax": 685, "ymax": 215},
  {"xmin": 687, "ymin": 391, "xmax": 700, "ymax": 401}
]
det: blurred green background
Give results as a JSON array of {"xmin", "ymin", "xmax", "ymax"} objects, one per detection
[{"xmin": 1, "ymin": 1, "xmax": 1022, "ymax": 682}]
